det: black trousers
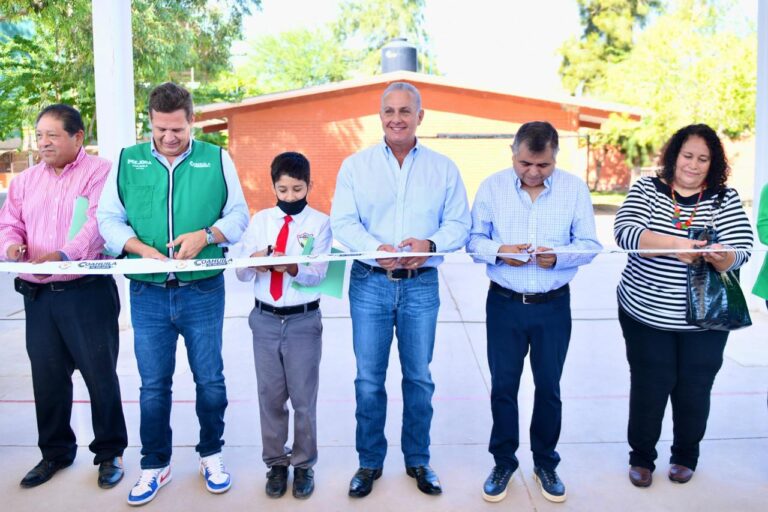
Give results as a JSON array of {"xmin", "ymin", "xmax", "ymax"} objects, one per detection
[
  {"xmin": 619, "ymin": 308, "xmax": 728, "ymax": 471},
  {"xmin": 486, "ymin": 287, "xmax": 571, "ymax": 472},
  {"xmin": 24, "ymin": 276, "xmax": 128, "ymax": 464}
]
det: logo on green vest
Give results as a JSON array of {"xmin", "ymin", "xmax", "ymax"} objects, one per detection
[
  {"xmin": 127, "ymin": 158, "xmax": 153, "ymax": 170},
  {"xmin": 189, "ymin": 161, "xmax": 212, "ymax": 168}
]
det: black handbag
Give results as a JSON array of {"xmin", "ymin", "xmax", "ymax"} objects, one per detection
[{"xmin": 685, "ymin": 190, "xmax": 752, "ymax": 331}]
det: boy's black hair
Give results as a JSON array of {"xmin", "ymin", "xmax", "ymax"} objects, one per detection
[{"xmin": 271, "ymin": 151, "xmax": 310, "ymax": 184}]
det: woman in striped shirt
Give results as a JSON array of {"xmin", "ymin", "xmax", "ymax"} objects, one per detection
[{"xmin": 614, "ymin": 124, "xmax": 753, "ymax": 488}]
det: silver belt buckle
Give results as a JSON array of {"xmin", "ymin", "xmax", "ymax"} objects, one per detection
[
  {"xmin": 386, "ymin": 269, "xmax": 401, "ymax": 281},
  {"xmin": 522, "ymin": 293, "xmax": 534, "ymax": 305}
]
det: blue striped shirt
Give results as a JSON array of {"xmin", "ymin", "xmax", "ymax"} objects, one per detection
[
  {"xmin": 331, "ymin": 140, "xmax": 471, "ymax": 266},
  {"xmin": 467, "ymin": 167, "xmax": 601, "ymax": 293}
]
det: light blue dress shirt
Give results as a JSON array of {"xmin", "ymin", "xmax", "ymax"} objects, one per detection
[
  {"xmin": 97, "ymin": 139, "xmax": 249, "ymax": 256},
  {"xmin": 330, "ymin": 140, "xmax": 471, "ymax": 267},
  {"xmin": 467, "ymin": 167, "xmax": 602, "ymax": 293}
]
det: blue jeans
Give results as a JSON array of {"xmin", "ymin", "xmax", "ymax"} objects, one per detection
[
  {"xmin": 130, "ymin": 274, "xmax": 228, "ymax": 469},
  {"xmin": 348, "ymin": 261, "xmax": 440, "ymax": 468}
]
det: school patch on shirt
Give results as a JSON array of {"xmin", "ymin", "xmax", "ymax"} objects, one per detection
[{"xmin": 297, "ymin": 232, "xmax": 314, "ymax": 248}]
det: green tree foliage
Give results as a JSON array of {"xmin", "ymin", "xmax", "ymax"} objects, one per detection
[
  {"xmin": 559, "ymin": 0, "xmax": 661, "ymax": 95},
  {"xmin": 589, "ymin": 0, "xmax": 756, "ymax": 165},
  {"xmin": 0, "ymin": 0, "xmax": 259, "ymax": 141},
  {"xmin": 238, "ymin": 28, "xmax": 350, "ymax": 94},
  {"xmin": 235, "ymin": 0, "xmax": 435, "ymax": 96},
  {"xmin": 333, "ymin": 0, "xmax": 436, "ymax": 74}
]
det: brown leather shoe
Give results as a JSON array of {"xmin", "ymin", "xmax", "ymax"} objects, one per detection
[
  {"xmin": 629, "ymin": 466, "xmax": 652, "ymax": 487},
  {"xmin": 668, "ymin": 464, "xmax": 694, "ymax": 483}
]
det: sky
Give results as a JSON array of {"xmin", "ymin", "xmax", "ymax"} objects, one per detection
[{"xmin": 236, "ymin": 0, "xmax": 758, "ymax": 97}]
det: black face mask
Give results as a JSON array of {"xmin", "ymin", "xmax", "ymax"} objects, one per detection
[{"xmin": 276, "ymin": 197, "xmax": 308, "ymax": 215}]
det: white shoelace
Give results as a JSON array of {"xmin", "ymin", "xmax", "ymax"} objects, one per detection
[
  {"xmin": 201, "ymin": 454, "xmax": 228, "ymax": 484},
  {"xmin": 132, "ymin": 468, "xmax": 162, "ymax": 493}
]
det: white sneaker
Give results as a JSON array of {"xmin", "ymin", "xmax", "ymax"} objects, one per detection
[
  {"xmin": 127, "ymin": 465, "xmax": 171, "ymax": 506},
  {"xmin": 200, "ymin": 453, "xmax": 231, "ymax": 494}
]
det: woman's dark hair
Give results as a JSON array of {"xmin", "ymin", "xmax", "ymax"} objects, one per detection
[
  {"xmin": 36, "ymin": 104, "xmax": 85, "ymax": 136},
  {"xmin": 271, "ymin": 152, "xmax": 310, "ymax": 184},
  {"xmin": 657, "ymin": 124, "xmax": 729, "ymax": 189}
]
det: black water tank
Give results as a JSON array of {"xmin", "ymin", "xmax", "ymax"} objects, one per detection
[{"xmin": 381, "ymin": 38, "xmax": 418, "ymax": 73}]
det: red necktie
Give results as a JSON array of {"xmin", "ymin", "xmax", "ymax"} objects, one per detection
[{"xmin": 270, "ymin": 215, "xmax": 292, "ymax": 301}]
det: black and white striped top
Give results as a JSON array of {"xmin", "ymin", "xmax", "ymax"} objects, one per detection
[{"xmin": 614, "ymin": 177, "xmax": 753, "ymax": 331}]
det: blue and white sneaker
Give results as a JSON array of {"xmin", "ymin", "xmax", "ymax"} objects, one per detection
[
  {"xmin": 200, "ymin": 453, "xmax": 231, "ymax": 494},
  {"xmin": 127, "ymin": 465, "xmax": 171, "ymax": 506}
]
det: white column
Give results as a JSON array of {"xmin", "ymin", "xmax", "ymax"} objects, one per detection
[
  {"xmin": 92, "ymin": 0, "xmax": 136, "ymax": 326},
  {"xmin": 745, "ymin": 0, "xmax": 768, "ymax": 311},
  {"xmin": 756, "ymin": 2, "xmax": 768, "ymax": 197},
  {"xmin": 92, "ymin": 0, "xmax": 136, "ymax": 157}
]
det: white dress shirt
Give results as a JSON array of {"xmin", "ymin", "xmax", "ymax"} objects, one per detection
[{"xmin": 235, "ymin": 205, "xmax": 332, "ymax": 306}]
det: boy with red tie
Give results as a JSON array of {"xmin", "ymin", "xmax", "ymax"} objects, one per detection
[{"xmin": 236, "ymin": 152, "xmax": 331, "ymax": 500}]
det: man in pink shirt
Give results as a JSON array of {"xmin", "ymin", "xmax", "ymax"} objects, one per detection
[{"xmin": 0, "ymin": 104, "xmax": 127, "ymax": 489}]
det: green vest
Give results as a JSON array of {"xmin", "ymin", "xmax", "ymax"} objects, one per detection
[
  {"xmin": 118, "ymin": 140, "xmax": 228, "ymax": 283},
  {"xmin": 753, "ymin": 185, "xmax": 768, "ymax": 299}
]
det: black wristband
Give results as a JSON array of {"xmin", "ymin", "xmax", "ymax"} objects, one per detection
[{"xmin": 427, "ymin": 239, "xmax": 436, "ymax": 253}]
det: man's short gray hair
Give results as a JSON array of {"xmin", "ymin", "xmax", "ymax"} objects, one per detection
[
  {"xmin": 381, "ymin": 82, "xmax": 422, "ymax": 111},
  {"xmin": 511, "ymin": 121, "xmax": 559, "ymax": 158}
]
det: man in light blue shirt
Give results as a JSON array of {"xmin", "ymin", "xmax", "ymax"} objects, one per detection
[
  {"xmin": 331, "ymin": 82, "xmax": 470, "ymax": 498},
  {"xmin": 467, "ymin": 121, "xmax": 601, "ymax": 504},
  {"xmin": 97, "ymin": 82, "xmax": 248, "ymax": 506}
]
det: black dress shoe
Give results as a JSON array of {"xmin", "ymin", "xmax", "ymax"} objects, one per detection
[
  {"xmin": 348, "ymin": 467, "xmax": 382, "ymax": 498},
  {"xmin": 292, "ymin": 467, "xmax": 315, "ymax": 499},
  {"xmin": 265, "ymin": 465, "xmax": 288, "ymax": 498},
  {"xmin": 406, "ymin": 465, "xmax": 442, "ymax": 495},
  {"xmin": 20, "ymin": 459, "xmax": 73, "ymax": 488},
  {"xmin": 98, "ymin": 456, "xmax": 124, "ymax": 489}
]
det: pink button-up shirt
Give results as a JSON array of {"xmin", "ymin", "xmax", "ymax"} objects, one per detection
[{"xmin": 0, "ymin": 147, "xmax": 111, "ymax": 283}]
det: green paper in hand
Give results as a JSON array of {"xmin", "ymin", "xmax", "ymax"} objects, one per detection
[
  {"xmin": 67, "ymin": 196, "xmax": 89, "ymax": 240},
  {"xmin": 292, "ymin": 238, "xmax": 347, "ymax": 299}
]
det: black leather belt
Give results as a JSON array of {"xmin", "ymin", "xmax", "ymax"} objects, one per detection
[
  {"xmin": 490, "ymin": 281, "xmax": 569, "ymax": 304},
  {"xmin": 17, "ymin": 274, "xmax": 103, "ymax": 293},
  {"xmin": 255, "ymin": 299, "xmax": 320, "ymax": 316},
  {"xmin": 153, "ymin": 278, "xmax": 194, "ymax": 288},
  {"xmin": 356, "ymin": 260, "xmax": 435, "ymax": 281}
]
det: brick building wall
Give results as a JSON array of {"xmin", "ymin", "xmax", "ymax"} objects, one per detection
[{"xmin": 222, "ymin": 82, "xmax": 595, "ymax": 215}]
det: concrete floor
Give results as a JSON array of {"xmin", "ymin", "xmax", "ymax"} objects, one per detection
[{"xmin": 1, "ymin": 215, "xmax": 767, "ymax": 511}]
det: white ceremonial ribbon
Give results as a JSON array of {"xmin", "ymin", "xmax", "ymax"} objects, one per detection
[{"xmin": 0, "ymin": 247, "xmax": 763, "ymax": 276}]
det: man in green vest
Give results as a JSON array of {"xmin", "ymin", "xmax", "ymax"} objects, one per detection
[{"xmin": 97, "ymin": 82, "xmax": 249, "ymax": 506}]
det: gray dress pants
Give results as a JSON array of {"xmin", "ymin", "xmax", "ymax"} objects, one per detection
[{"xmin": 248, "ymin": 306, "xmax": 323, "ymax": 468}]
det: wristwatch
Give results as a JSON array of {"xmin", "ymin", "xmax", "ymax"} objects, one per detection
[
  {"xmin": 204, "ymin": 227, "xmax": 216, "ymax": 245},
  {"xmin": 427, "ymin": 239, "xmax": 436, "ymax": 253}
]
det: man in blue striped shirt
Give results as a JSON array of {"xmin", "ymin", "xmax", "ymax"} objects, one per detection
[
  {"xmin": 331, "ymin": 82, "xmax": 471, "ymax": 499},
  {"xmin": 467, "ymin": 121, "xmax": 601, "ymax": 504}
]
